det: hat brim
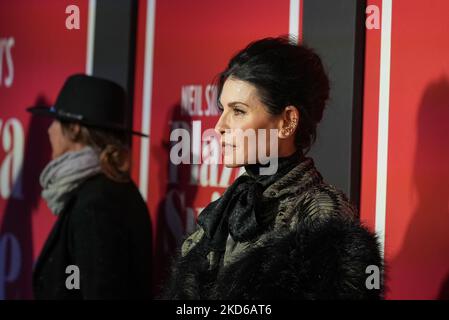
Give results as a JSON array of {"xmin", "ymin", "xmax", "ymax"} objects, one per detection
[
  {"xmin": 27, "ymin": 105, "xmax": 58, "ymax": 117},
  {"xmin": 27, "ymin": 106, "xmax": 149, "ymax": 138}
]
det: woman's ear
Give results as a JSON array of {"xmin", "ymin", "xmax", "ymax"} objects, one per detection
[{"xmin": 278, "ymin": 106, "xmax": 300, "ymax": 139}]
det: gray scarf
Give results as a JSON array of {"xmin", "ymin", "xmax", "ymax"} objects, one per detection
[{"xmin": 40, "ymin": 146, "xmax": 102, "ymax": 215}]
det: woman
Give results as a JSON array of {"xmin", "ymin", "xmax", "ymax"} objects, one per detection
[
  {"xmin": 163, "ymin": 37, "xmax": 384, "ymax": 299},
  {"xmin": 28, "ymin": 74, "xmax": 152, "ymax": 299}
]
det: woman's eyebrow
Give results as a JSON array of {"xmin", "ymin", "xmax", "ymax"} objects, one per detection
[{"xmin": 218, "ymin": 101, "xmax": 249, "ymax": 108}]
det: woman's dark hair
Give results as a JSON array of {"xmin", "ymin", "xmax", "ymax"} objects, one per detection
[
  {"xmin": 60, "ymin": 121, "xmax": 131, "ymax": 183},
  {"xmin": 216, "ymin": 36, "xmax": 330, "ymax": 154}
]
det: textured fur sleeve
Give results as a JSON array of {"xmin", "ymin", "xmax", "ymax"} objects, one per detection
[{"xmin": 211, "ymin": 214, "xmax": 384, "ymax": 300}]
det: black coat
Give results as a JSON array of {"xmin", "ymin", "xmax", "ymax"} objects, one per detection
[{"xmin": 33, "ymin": 174, "xmax": 153, "ymax": 299}]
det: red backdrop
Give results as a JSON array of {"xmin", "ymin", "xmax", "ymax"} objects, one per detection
[
  {"xmin": 360, "ymin": 0, "xmax": 449, "ymax": 299},
  {"xmin": 2, "ymin": 0, "xmax": 448, "ymax": 300},
  {"xmin": 0, "ymin": 0, "xmax": 90, "ymax": 299}
]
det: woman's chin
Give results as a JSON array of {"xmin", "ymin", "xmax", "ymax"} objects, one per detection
[
  {"xmin": 222, "ymin": 150, "xmax": 252, "ymax": 167},
  {"xmin": 222, "ymin": 155, "xmax": 245, "ymax": 168},
  {"xmin": 223, "ymin": 162, "xmax": 242, "ymax": 168}
]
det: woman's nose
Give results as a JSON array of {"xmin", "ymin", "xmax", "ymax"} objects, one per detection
[{"xmin": 214, "ymin": 113, "xmax": 227, "ymax": 136}]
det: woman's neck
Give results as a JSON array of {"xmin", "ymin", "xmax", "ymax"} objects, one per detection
[{"xmin": 245, "ymin": 149, "xmax": 303, "ymax": 178}]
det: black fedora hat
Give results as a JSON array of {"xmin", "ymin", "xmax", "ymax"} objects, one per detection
[{"xmin": 27, "ymin": 74, "xmax": 148, "ymax": 137}]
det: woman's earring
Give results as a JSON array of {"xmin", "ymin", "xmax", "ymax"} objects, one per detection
[
  {"xmin": 284, "ymin": 119, "xmax": 297, "ymax": 136},
  {"xmin": 282, "ymin": 127, "xmax": 292, "ymax": 136},
  {"xmin": 291, "ymin": 118, "xmax": 298, "ymax": 130},
  {"xmin": 281, "ymin": 118, "xmax": 298, "ymax": 137}
]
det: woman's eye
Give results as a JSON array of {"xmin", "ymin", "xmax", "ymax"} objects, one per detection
[{"xmin": 233, "ymin": 108, "xmax": 246, "ymax": 116}]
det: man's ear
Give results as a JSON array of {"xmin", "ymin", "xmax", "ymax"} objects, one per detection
[{"xmin": 278, "ymin": 106, "xmax": 300, "ymax": 139}]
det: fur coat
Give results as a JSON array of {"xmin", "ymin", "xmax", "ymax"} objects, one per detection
[{"xmin": 162, "ymin": 157, "xmax": 384, "ymax": 299}]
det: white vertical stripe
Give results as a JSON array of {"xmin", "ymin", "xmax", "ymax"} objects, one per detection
[
  {"xmin": 375, "ymin": 0, "xmax": 393, "ymax": 259},
  {"xmin": 85, "ymin": 0, "xmax": 96, "ymax": 75},
  {"xmin": 289, "ymin": 0, "xmax": 300, "ymax": 43},
  {"xmin": 139, "ymin": 0, "xmax": 156, "ymax": 200}
]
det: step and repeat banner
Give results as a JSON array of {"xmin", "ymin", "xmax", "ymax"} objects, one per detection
[
  {"xmin": 3, "ymin": 0, "xmax": 447, "ymax": 300},
  {"xmin": 0, "ymin": 0, "xmax": 91, "ymax": 299},
  {"xmin": 360, "ymin": 0, "xmax": 449, "ymax": 299},
  {"xmin": 131, "ymin": 0, "xmax": 300, "ymax": 290}
]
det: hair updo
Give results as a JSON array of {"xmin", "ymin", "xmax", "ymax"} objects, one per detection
[{"xmin": 217, "ymin": 36, "xmax": 330, "ymax": 154}]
